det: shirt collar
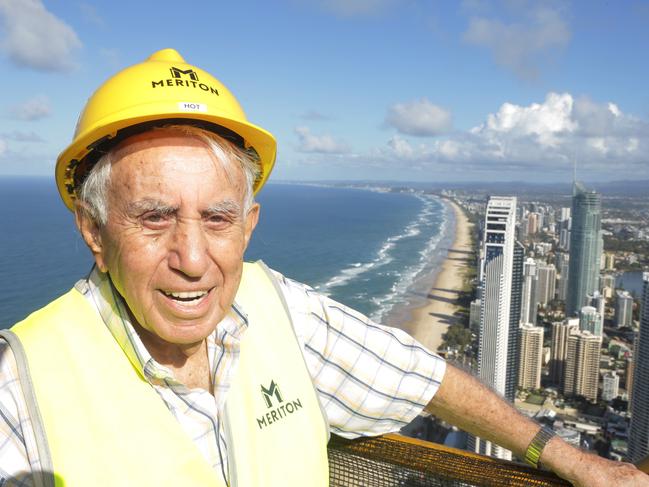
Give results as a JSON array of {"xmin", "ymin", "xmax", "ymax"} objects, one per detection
[{"xmin": 77, "ymin": 267, "xmax": 249, "ymax": 386}]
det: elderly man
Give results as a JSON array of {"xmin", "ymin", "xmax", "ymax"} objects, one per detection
[{"xmin": 0, "ymin": 49, "xmax": 647, "ymax": 486}]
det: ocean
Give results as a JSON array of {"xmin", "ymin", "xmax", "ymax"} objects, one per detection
[{"xmin": 0, "ymin": 178, "xmax": 452, "ymax": 329}]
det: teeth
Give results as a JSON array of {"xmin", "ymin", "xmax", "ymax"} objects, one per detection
[{"xmin": 163, "ymin": 290, "xmax": 208, "ymax": 299}]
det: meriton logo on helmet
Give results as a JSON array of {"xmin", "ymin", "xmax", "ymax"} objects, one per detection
[{"xmin": 151, "ymin": 66, "xmax": 219, "ymax": 96}]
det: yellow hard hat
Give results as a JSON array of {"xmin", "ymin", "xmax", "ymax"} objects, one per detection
[{"xmin": 55, "ymin": 48, "xmax": 276, "ymax": 211}]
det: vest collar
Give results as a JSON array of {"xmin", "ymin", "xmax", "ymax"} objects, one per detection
[{"xmin": 76, "ymin": 267, "xmax": 249, "ymax": 386}]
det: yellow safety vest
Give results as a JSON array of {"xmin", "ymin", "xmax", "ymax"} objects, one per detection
[{"xmin": 2, "ymin": 262, "xmax": 329, "ymax": 487}]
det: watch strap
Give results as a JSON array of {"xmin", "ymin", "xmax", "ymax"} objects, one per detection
[{"xmin": 524, "ymin": 426, "xmax": 556, "ymax": 468}]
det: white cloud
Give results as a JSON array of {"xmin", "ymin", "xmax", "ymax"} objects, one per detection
[
  {"xmin": 295, "ymin": 126, "xmax": 350, "ymax": 154},
  {"xmin": 463, "ymin": 5, "xmax": 570, "ymax": 79},
  {"xmin": 0, "ymin": 138, "xmax": 7, "ymax": 156},
  {"xmin": 314, "ymin": 0, "xmax": 398, "ymax": 17},
  {"xmin": 385, "ymin": 98, "xmax": 452, "ymax": 137},
  {"xmin": 387, "ymin": 136, "xmax": 414, "ymax": 158},
  {"xmin": 0, "ymin": 0, "xmax": 82, "ymax": 72},
  {"xmin": 370, "ymin": 92, "xmax": 649, "ymax": 177},
  {"xmin": 11, "ymin": 95, "xmax": 52, "ymax": 121},
  {"xmin": 476, "ymin": 92, "xmax": 577, "ymax": 148}
]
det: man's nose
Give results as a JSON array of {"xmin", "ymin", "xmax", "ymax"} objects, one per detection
[{"xmin": 167, "ymin": 220, "xmax": 210, "ymax": 278}]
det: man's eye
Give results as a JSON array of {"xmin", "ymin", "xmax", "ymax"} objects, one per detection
[
  {"xmin": 142, "ymin": 212, "xmax": 168, "ymax": 226},
  {"xmin": 206, "ymin": 213, "xmax": 232, "ymax": 226}
]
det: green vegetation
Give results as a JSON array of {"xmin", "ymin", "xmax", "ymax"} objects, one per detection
[
  {"xmin": 441, "ymin": 324, "xmax": 472, "ymax": 350},
  {"xmin": 603, "ymin": 236, "xmax": 649, "ymax": 254},
  {"xmin": 525, "ymin": 394, "xmax": 545, "ymax": 406}
]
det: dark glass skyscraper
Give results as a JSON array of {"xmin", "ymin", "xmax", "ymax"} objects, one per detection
[
  {"xmin": 629, "ymin": 273, "xmax": 649, "ymax": 463},
  {"xmin": 566, "ymin": 182, "xmax": 602, "ymax": 317},
  {"xmin": 505, "ymin": 241, "xmax": 524, "ymax": 402}
]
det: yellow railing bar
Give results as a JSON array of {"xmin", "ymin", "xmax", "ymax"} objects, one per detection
[{"xmin": 328, "ymin": 433, "xmax": 571, "ymax": 486}]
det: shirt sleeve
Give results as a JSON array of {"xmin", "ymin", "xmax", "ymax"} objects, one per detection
[
  {"xmin": 274, "ymin": 273, "xmax": 447, "ymax": 439},
  {"xmin": 0, "ymin": 338, "xmax": 42, "ymax": 483}
]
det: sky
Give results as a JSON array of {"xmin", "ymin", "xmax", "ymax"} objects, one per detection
[{"xmin": 1, "ymin": 0, "xmax": 649, "ymax": 183}]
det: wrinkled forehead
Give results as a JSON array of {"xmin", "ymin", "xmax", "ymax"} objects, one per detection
[
  {"xmin": 107, "ymin": 129, "xmax": 247, "ymax": 200},
  {"xmin": 112, "ymin": 129, "xmax": 213, "ymax": 161}
]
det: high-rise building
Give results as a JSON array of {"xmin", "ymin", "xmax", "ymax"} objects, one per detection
[
  {"xmin": 566, "ymin": 182, "xmax": 602, "ymax": 317},
  {"xmin": 506, "ymin": 241, "xmax": 524, "ymax": 402},
  {"xmin": 520, "ymin": 258, "xmax": 538, "ymax": 325},
  {"xmin": 555, "ymin": 251, "xmax": 569, "ymax": 270},
  {"xmin": 563, "ymin": 330, "xmax": 602, "ymax": 403},
  {"xmin": 536, "ymin": 263, "xmax": 557, "ymax": 307},
  {"xmin": 602, "ymin": 371, "xmax": 620, "ymax": 401},
  {"xmin": 559, "ymin": 228, "xmax": 571, "ymax": 251},
  {"xmin": 560, "ymin": 207, "xmax": 571, "ymax": 223},
  {"xmin": 474, "ymin": 196, "xmax": 518, "ymax": 460},
  {"xmin": 469, "ymin": 298, "xmax": 481, "ymax": 333},
  {"xmin": 597, "ymin": 231, "xmax": 604, "ymax": 272},
  {"xmin": 528, "ymin": 212, "xmax": 539, "ymax": 235},
  {"xmin": 550, "ymin": 319, "xmax": 579, "ymax": 387},
  {"xmin": 556, "ymin": 274, "xmax": 566, "ymax": 302},
  {"xmin": 627, "ymin": 356, "xmax": 635, "ymax": 404},
  {"xmin": 600, "ymin": 274, "xmax": 616, "ymax": 292},
  {"xmin": 616, "ymin": 290, "xmax": 634, "ymax": 328},
  {"xmin": 604, "ymin": 252, "xmax": 616, "ymax": 271},
  {"xmin": 579, "ymin": 305, "xmax": 603, "ymax": 337},
  {"xmin": 534, "ymin": 242, "xmax": 552, "ymax": 257},
  {"xmin": 518, "ymin": 216, "xmax": 529, "ymax": 241},
  {"xmin": 518, "ymin": 324, "xmax": 544, "ymax": 390},
  {"xmin": 558, "ymin": 208, "xmax": 571, "ymax": 251},
  {"xmin": 556, "ymin": 255, "xmax": 570, "ymax": 302},
  {"xmin": 591, "ymin": 292, "xmax": 605, "ymax": 335},
  {"xmin": 628, "ymin": 273, "xmax": 649, "ymax": 462}
]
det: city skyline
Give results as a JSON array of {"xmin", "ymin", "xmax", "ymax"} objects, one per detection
[
  {"xmin": 1, "ymin": 1, "xmax": 649, "ymax": 182},
  {"xmin": 460, "ymin": 182, "xmax": 647, "ymax": 463}
]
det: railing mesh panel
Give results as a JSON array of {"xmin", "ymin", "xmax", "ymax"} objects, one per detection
[{"xmin": 327, "ymin": 434, "xmax": 571, "ymax": 487}]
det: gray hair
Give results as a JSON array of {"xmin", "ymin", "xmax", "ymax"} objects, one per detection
[{"xmin": 76, "ymin": 124, "xmax": 260, "ymax": 225}]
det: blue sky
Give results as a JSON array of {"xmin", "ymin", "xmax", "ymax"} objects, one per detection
[{"xmin": 1, "ymin": 0, "xmax": 649, "ymax": 183}]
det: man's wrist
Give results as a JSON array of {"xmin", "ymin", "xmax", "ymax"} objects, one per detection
[
  {"xmin": 524, "ymin": 426, "xmax": 556, "ymax": 468},
  {"xmin": 536, "ymin": 431, "xmax": 583, "ymax": 482}
]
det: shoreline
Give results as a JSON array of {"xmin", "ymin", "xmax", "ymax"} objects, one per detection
[{"xmin": 398, "ymin": 198, "xmax": 474, "ymax": 353}]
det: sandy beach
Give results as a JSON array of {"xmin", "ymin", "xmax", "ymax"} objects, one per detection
[{"xmin": 400, "ymin": 199, "xmax": 474, "ymax": 353}]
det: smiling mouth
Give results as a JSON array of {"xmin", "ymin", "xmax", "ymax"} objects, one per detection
[{"xmin": 161, "ymin": 289, "xmax": 211, "ymax": 302}]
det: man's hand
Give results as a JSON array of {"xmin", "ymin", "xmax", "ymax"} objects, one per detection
[
  {"xmin": 559, "ymin": 450, "xmax": 649, "ymax": 486},
  {"xmin": 426, "ymin": 364, "xmax": 649, "ymax": 486}
]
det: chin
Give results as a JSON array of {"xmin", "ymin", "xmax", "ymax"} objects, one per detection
[{"xmin": 161, "ymin": 320, "xmax": 218, "ymax": 344}]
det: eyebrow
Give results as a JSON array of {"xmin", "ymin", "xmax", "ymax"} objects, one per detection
[
  {"xmin": 126, "ymin": 198, "xmax": 242, "ymax": 218},
  {"xmin": 203, "ymin": 199, "xmax": 242, "ymax": 218},
  {"xmin": 126, "ymin": 199, "xmax": 178, "ymax": 216}
]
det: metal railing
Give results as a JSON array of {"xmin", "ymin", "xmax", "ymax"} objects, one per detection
[{"xmin": 328, "ymin": 433, "xmax": 571, "ymax": 486}]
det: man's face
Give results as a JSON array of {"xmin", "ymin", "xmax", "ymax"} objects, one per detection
[{"xmin": 81, "ymin": 131, "xmax": 259, "ymax": 345}]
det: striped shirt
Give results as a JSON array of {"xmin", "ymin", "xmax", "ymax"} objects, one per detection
[{"xmin": 0, "ymin": 266, "xmax": 446, "ymax": 485}]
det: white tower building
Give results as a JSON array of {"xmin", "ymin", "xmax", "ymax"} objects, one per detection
[
  {"xmin": 520, "ymin": 258, "xmax": 538, "ymax": 325},
  {"xmin": 473, "ymin": 196, "xmax": 518, "ymax": 460}
]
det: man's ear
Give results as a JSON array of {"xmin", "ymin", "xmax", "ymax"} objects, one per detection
[
  {"xmin": 243, "ymin": 203, "xmax": 260, "ymax": 249},
  {"xmin": 75, "ymin": 205, "xmax": 108, "ymax": 272}
]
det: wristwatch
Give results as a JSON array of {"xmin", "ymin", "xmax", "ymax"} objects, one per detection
[{"xmin": 524, "ymin": 426, "xmax": 556, "ymax": 468}]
